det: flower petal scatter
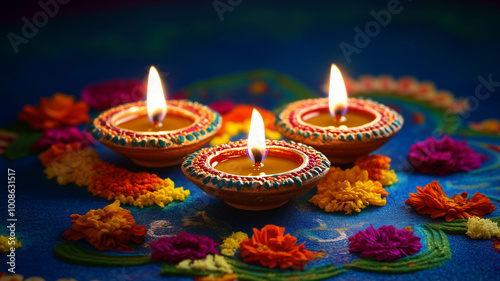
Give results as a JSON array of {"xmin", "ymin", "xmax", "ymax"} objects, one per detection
[
  {"xmin": 310, "ymin": 166, "xmax": 388, "ymax": 214},
  {"xmin": 176, "ymin": 254, "xmax": 232, "ymax": 273},
  {"xmin": 465, "ymin": 217, "xmax": 500, "ymax": 239},
  {"xmin": 405, "ymin": 181, "xmax": 496, "ymax": 221},
  {"xmin": 210, "ymin": 105, "xmax": 281, "ymax": 145},
  {"xmin": 355, "ymin": 155, "xmax": 398, "ymax": 186},
  {"xmin": 18, "ymin": 93, "xmax": 90, "ymax": 129},
  {"xmin": 220, "ymin": 232, "xmax": 249, "ymax": 257},
  {"xmin": 40, "ymin": 146, "xmax": 188, "ymax": 207},
  {"xmin": 239, "ymin": 224, "xmax": 314, "ymax": 270},
  {"xmin": 38, "ymin": 143, "xmax": 82, "ymax": 166},
  {"xmin": 89, "ymin": 162, "xmax": 190, "ymax": 208},
  {"xmin": 81, "ymin": 79, "xmax": 146, "ymax": 111},
  {"xmin": 31, "ymin": 126, "xmax": 95, "ymax": 151},
  {"xmin": 348, "ymin": 225, "xmax": 422, "ymax": 261},
  {"xmin": 469, "ymin": 119, "xmax": 500, "ymax": 134},
  {"xmin": 407, "ymin": 136, "xmax": 486, "ymax": 175},
  {"xmin": 0, "ymin": 235, "xmax": 21, "ymax": 254},
  {"xmin": 62, "ymin": 200, "xmax": 146, "ymax": 251},
  {"xmin": 150, "ymin": 233, "xmax": 219, "ymax": 263},
  {"xmin": 39, "ymin": 143, "xmax": 101, "ymax": 186}
]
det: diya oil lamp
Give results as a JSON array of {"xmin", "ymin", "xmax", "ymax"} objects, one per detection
[
  {"xmin": 89, "ymin": 66, "xmax": 221, "ymax": 167},
  {"xmin": 275, "ymin": 64, "xmax": 403, "ymax": 164},
  {"xmin": 182, "ymin": 109, "xmax": 330, "ymax": 211}
]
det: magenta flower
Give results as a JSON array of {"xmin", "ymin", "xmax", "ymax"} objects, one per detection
[
  {"xmin": 81, "ymin": 79, "xmax": 146, "ymax": 111},
  {"xmin": 208, "ymin": 99, "xmax": 235, "ymax": 115},
  {"xmin": 348, "ymin": 225, "xmax": 422, "ymax": 261},
  {"xmin": 407, "ymin": 135, "xmax": 486, "ymax": 175},
  {"xmin": 31, "ymin": 126, "xmax": 95, "ymax": 151},
  {"xmin": 150, "ymin": 232, "xmax": 219, "ymax": 263}
]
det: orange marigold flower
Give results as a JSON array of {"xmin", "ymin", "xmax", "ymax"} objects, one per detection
[
  {"xmin": 38, "ymin": 142, "xmax": 84, "ymax": 166},
  {"xmin": 355, "ymin": 154, "xmax": 391, "ymax": 180},
  {"xmin": 90, "ymin": 162, "xmax": 159, "ymax": 198},
  {"xmin": 355, "ymin": 155, "xmax": 397, "ymax": 186},
  {"xmin": 18, "ymin": 93, "xmax": 90, "ymax": 129},
  {"xmin": 405, "ymin": 181, "xmax": 496, "ymax": 222},
  {"xmin": 240, "ymin": 225, "xmax": 314, "ymax": 270},
  {"xmin": 310, "ymin": 167, "xmax": 388, "ymax": 214},
  {"xmin": 42, "ymin": 144, "xmax": 101, "ymax": 186},
  {"xmin": 62, "ymin": 200, "xmax": 146, "ymax": 251},
  {"xmin": 210, "ymin": 104, "xmax": 281, "ymax": 145},
  {"xmin": 89, "ymin": 162, "xmax": 190, "ymax": 207},
  {"xmin": 217, "ymin": 105, "xmax": 277, "ymax": 136}
]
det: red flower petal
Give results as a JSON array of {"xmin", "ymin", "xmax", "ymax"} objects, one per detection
[{"xmin": 406, "ymin": 181, "xmax": 496, "ymax": 221}]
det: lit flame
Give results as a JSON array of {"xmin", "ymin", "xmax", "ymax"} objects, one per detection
[
  {"xmin": 247, "ymin": 109, "xmax": 267, "ymax": 164},
  {"xmin": 328, "ymin": 64, "xmax": 348, "ymax": 120},
  {"xmin": 146, "ymin": 66, "xmax": 167, "ymax": 124}
]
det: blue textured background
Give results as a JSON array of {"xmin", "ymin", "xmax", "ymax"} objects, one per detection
[{"xmin": 1, "ymin": 0, "xmax": 500, "ymax": 280}]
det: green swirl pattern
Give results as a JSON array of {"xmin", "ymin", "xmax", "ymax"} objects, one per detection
[
  {"xmin": 53, "ymin": 242, "xmax": 153, "ymax": 267},
  {"xmin": 55, "ymin": 224, "xmax": 454, "ymax": 279},
  {"xmin": 426, "ymin": 216, "xmax": 500, "ymax": 234}
]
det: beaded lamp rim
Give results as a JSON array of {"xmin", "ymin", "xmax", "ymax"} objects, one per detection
[
  {"xmin": 182, "ymin": 139, "xmax": 330, "ymax": 191},
  {"xmin": 89, "ymin": 100, "xmax": 222, "ymax": 149},
  {"xmin": 275, "ymin": 97, "xmax": 403, "ymax": 144}
]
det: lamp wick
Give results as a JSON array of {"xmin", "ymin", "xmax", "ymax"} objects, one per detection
[
  {"xmin": 152, "ymin": 114, "xmax": 162, "ymax": 128},
  {"xmin": 251, "ymin": 147, "xmax": 263, "ymax": 165},
  {"xmin": 334, "ymin": 109, "xmax": 343, "ymax": 121}
]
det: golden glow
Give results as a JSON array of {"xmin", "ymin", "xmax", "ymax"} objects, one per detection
[
  {"xmin": 146, "ymin": 66, "xmax": 167, "ymax": 124},
  {"xmin": 247, "ymin": 109, "xmax": 267, "ymax": 163},
  {"xmin": 328, "ymin": 64, "xmax": 348, "ymax": 120}
]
